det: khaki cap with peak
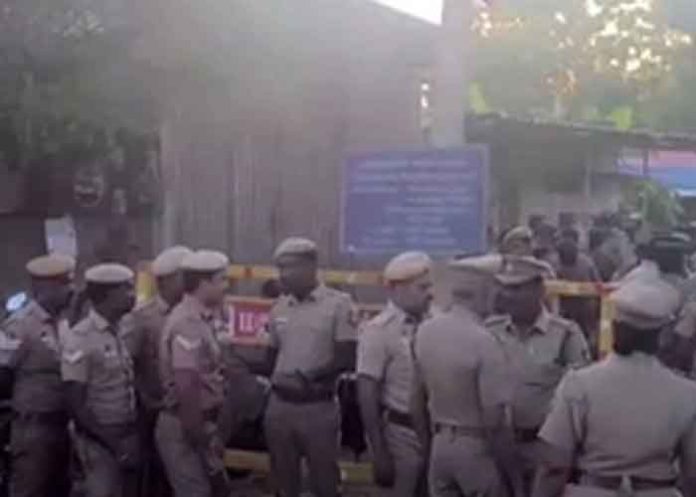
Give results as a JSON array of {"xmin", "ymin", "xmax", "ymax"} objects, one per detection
[
  {"xmin": 85, "ymin": 263, "xmax": 134, "ymax": 284},
  {"xmin": 273, "ymin": 237, "xmax": 318, "ymax": 260},
  {"xmin": 495, "ymin": 256, "xmax": 551, "ymax": 286},
  {"xmin": 612, "ymin": 278, "xmax": 682, "ymax": 330},
  {"xmin": 151, "ymin": 246, "xmax": 193, "ymax": 277},
  {"xmin": 180, "ymin": 250, "xmax": 229, "ymax": 273},
  {"xmin": 383, "ymin": 251, "xmax": 432, "ymax": 283},
  {"xmin": 26, "ymin": 254, "xmax": 76, "ymax": 278}
]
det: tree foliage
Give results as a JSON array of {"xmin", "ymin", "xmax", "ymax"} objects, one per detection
[
  {"xmin": 470, "ymin": 0, "xmax": 696, "ymax": 131},
  {"xmin": 0, "ymin": 0, "xmax": 157, "ymax": 168}
]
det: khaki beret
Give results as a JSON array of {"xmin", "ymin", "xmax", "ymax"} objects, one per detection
[
  {"xmin": 85, "ymin": 263, "xmax": 134, "ymax": 284},
  {"xmin": 180, "ymin": 250, "xmax": 229, "ymax": 273},
  {"xmin": 612, "ymin": 278, "xmax": 682, "ymax": 330},
  {"xmin": 502, "ymin": 226, "xmax": 533, "ymax": 246},
  {"xmin": 26, "ymin": 254, "xmax": 76, "ymax": 279},
  {"xmin": 274, "ymin": 237, "xmax": 318, "ymax": 261},
  {"xmin": 448, "ymin": 254, "xmax": 503, "ymax": 277},
  {"xmin": 383, "ymin": 251, "xmax": 432, "ymax": 283},
  {"xmin": 151, "ymin": 246, "xmax": 193, "ymax": 277},
  {"xmin": 495, "ymin": 256, "xmax": 552, "ymax": 286}
]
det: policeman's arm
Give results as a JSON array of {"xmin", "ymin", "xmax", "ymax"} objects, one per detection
[
  {"xmin": 173, "ymin": 370, "xmax": 207, "ymax": 447},
  {"xmin": 532, "ymin": 373, "xmax": 582, "ymax": 497},
  {"xmin": 0, "ymin": 328, "xmax": 22, "ymax": 399},
  {"xmin": 410, "ymin": 361, "xmax": 431, "ymax": 453},
  {"xmin": 356, "ymin": 324, "xmax": 390, "ymax": 461},
  {"xmin": 171, "ymin": 333, "xmax": 208, "ymax": 447},
  {"xmin": 478, "ymin": 336, "xmax": 523, "ymax": 497},
  {"xmin": 64, "ymin": 381, "xmax": 119, "ymax": 453}
]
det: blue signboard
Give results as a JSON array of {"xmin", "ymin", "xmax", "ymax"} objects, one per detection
[{"xmin": 341, "ymin": 147, "xmax": 489, "ymax": 255}]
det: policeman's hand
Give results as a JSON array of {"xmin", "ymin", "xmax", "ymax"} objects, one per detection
[{"xmin": 373, "ymin": 448, "xmax": 396, "ymax": 488}]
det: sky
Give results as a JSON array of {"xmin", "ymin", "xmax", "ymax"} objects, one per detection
[{"xmin": 374, "ymin": 0, "xmax": 443, "ymax": 24}]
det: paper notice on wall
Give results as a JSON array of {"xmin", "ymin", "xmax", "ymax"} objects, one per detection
[{"xmin": 45, "ymin": 216, "xmax": 78, "ymax": 258}]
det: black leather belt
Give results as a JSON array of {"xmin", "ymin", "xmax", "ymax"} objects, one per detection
[
  {"xmin": 514, "ymin": 427, "xmax": 539, "ymax": 443},
  {"xmin": 384, "ymin": 408, "xmax": 413, "ymax": 429},
  {"xmin": 581, "ymin": 474, "xmax": 676, "ymax": 491},
  {"xmin": 13, "ymin": 411, "xmax": 68, "ymax": 425},
  {"xmin": 272, "ymin": 387, "xmax": 334, "ymax": 404},
  {"xmin": 433, "ymin": 423, "xmax": 486, "ymax": 439}
]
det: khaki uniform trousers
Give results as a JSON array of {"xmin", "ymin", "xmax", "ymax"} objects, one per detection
[
  {"xmin": 429, "ymin": 431, "xmax": 503, "ymax": 497},
  {"xmin": 264, "ymin": 395, "xmax": 340, "ymax": 497},
  {"xmin": 10, "ymin": 417, "xmax": 71, "ymax": 497},
  {"xmin": 155, "ymin": 411, "xmax": 227, "ymax": 497},
  {"xmin": 73, "ymin": 431, "xmax": 123, "ymax": 497},
  {"xmin": 377, "ymin": 423, "xmax": 425, "ymax": 497}
]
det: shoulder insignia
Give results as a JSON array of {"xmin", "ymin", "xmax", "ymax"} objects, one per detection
[
  {"xmin": 175, "ymin": 335, "xmax": 202, "ymax": 351},
  {"xmin": 63, "ymin": 350, "xmax": 85, "ymax": 364}
]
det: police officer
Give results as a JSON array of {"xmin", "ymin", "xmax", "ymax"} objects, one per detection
[
  {"xmin": 122, "ymin": 246, "xmax": 192, "ymax": 497},
  {"xmin": 487, "ymin": 256, "xmax": 590, "ymax": 494},
  {"xmin": 0, "ymin": 254, "xmax": 75, "ymax": 497},
  {"xmin": 61, "ymin": 263, "xmax": 139, "ymax": 497},
  {"xmin": 533, "ymin": 278, "xmax": 696, "ymax": 497},
  {"xmin": 412, "ymin": 254, "xmax": 517, "ymax": 497},
  {"xmin": 357, "ymin": 252, "xmax": 434, "ymax": 496},
  {"xmin": 264, "ymin": 237, "xmax": 357, "ymax": 497},
  {"xmin": 157, "ymin": 250, "xmax": 231, "ymax": 497}
]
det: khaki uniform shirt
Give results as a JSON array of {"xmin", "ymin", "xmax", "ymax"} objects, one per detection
[
  {"xmin": 61, "ymin": 310, "xmax": 136, "ymax": 425},
  {"xmin": 268, "ymin": 285, "xmax": 356, "ymax": 380},
  {"xmin": 356, "ymin": 302, "xmax": 418, "ymax": 414},
  {"xmin": 415, "ymin": 306, "xmax": 509, "ymax": 429},
  {"xmin": 540, "ymin": 354, "xmax": 696, "ymax": 479},
  {"xmin": 0, "ymin": 301, "xmax": 68, "ymax": 413},
  {"xmin": 160, "ymin": 295, "xmax": 225, "ymax": 412},
  {"xmin": 121, "ymin": 297, "xmax": 170, "ymax": 410},
  {"xmin": 486, "ymin": 310, "xmax": 590, "ymax": 429}
]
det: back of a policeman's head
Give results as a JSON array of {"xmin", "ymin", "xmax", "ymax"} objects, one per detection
[{"xmin": 611, "ymin": 279, "xmax": 681, "ymax": 356}]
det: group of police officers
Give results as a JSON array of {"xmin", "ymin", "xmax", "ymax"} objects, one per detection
[{"xmin": 1, "ymin": 231, "xmax": 696, "ymax": 497}]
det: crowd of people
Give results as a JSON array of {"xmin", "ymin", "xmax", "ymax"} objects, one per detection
[{"xmin": 1, "ymin": 216, "xmax": 696, "ymax": 497}]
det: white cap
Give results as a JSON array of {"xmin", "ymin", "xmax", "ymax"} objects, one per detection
[
  {"xmin": 151, "ymin": 246, "xmax": 193, "ymax": 277},
  {"xmin": 180, "ymin": 250, "xmax": 229, "ymax": 273},
  {"xmin": 612, "ymin": 279, "xmax": 682, "ymax": 330},
  {"xmin": 495, "ymin": 256, "xmax": 553, "ymax": 286},
  {"xmin": 26, "ymin": 254, "xmax": 76, "ymax": 278},
  {"xmin": 274, "ymin": 237, "xmax": 318, "ymax": 260},
  {"xmin": 383, "ymin": 252, "xmax": 432, "ymax": 283},
  {"xmin": 85, "ymin": 263, "xmax": 134, "ymax": 284},
  {"xmin": 448, "ymin": 254, "xmax": 503, "ymax": 277}
]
